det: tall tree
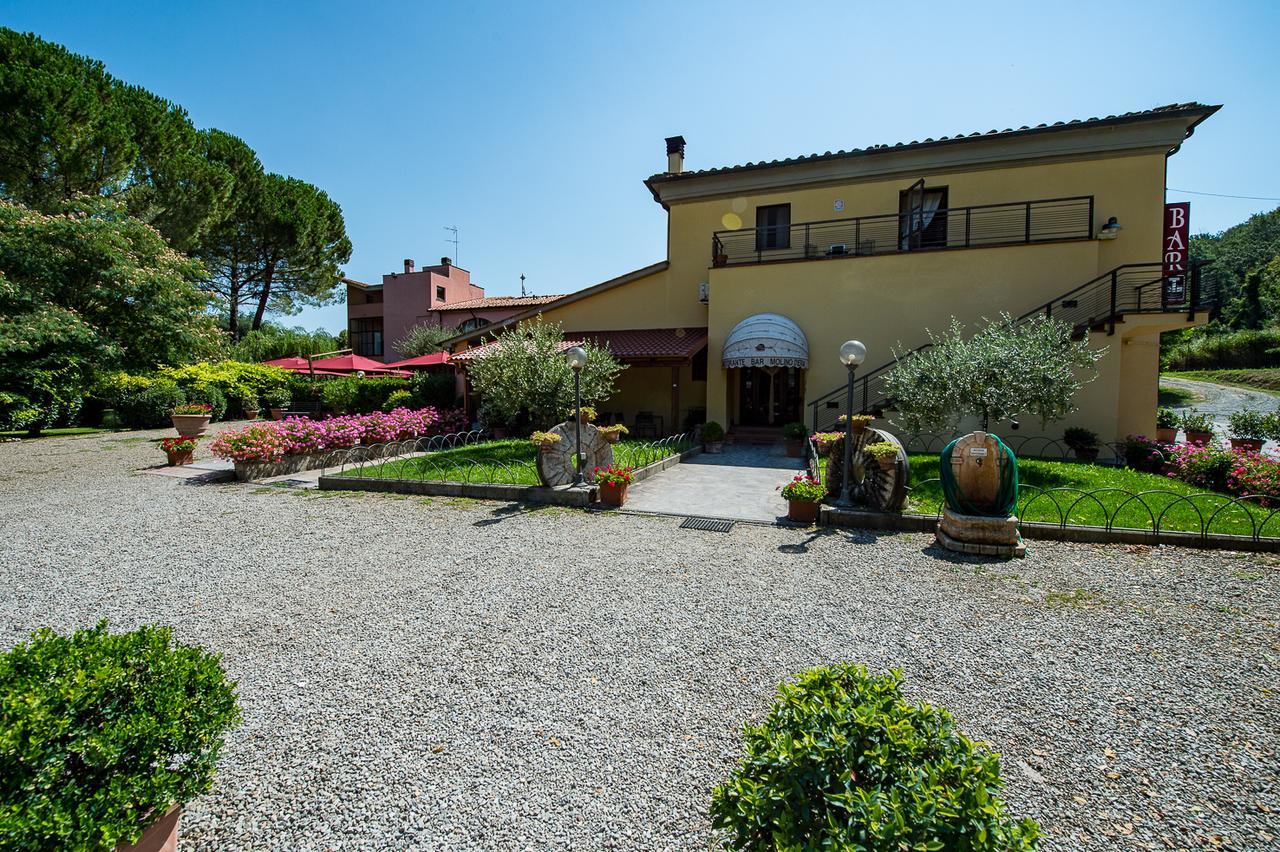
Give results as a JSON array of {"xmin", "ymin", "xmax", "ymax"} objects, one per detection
[{"xmin": 1191, "ymin": 206, "xmax": 1280, "ymax": 328}]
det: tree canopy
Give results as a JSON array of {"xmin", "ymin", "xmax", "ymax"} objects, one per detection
[
  {"xmin": 393, "ymin": 322, "xmax": 455, "ymax": 358},
  {"xmin": 1191, "ymin": 206, "xmax": 1280, "ymax": 329},
  {"xmin": 884, "ymin": 314, "xmax": 1104, "ymax": 433}
]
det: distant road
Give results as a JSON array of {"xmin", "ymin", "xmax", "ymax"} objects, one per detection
[{"xmin": 1160, "ymin": 375, "xmax": 1277, "ymax": 453}]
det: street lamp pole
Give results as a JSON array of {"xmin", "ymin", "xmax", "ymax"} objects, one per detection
[
  {"xmin": 836, "ymin": 339, "xmax": 866, "ymax": 508},
  {"xmin": 565, "ymin": 346, "xmax": 588, "ymax": 487}
]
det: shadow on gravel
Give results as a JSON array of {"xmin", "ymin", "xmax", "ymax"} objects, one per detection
[
  {"xmin": 472, "ymin": 502, "xmax": 569, "ymax": 527},
  {"xmin": 777, "ymin": 527, "xmax": 893, "ymax": 554},
  {"xmin": 920, "ymin": 540, "xmax": 1016, "ymax": 566}
]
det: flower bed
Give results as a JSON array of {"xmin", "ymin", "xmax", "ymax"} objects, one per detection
[
  {"xmin": 1166, "ymin": 441, "xmax": 1280, "ymax": 505},
  {"xmin": 211, "ymin": 407, "xmax": 464, "ymax": 480}
]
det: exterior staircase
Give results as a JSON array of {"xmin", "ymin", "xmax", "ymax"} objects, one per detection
[
  {"xmin": 808, "ymin": 260, "xmax": 1218, "ymax": 432},
  {"xmin": 728, "ymin": 426, "xmax": 784, "ymax": 445}
]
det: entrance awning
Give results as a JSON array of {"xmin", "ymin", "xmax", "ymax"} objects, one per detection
[{"xmin": 722, "ymin": 313, "xmax": 808, "ymax": 368}]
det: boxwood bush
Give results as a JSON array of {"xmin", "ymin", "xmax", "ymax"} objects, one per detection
[
  {"xmin": 0, "ymin": 622, "xmax": 240, "ymax": 850},
  {"xmin": 711, "ymin": 664, "xmax": 1039, "ymax": 850}
]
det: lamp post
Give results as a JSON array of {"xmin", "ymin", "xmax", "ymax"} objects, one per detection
[
  {"xmin": 836, "ymin": 339, "xmax": 866, "ymax": 507},
  {"xmin": 565, "ymin": 346, "xmax": 588, "ymax": 487}
]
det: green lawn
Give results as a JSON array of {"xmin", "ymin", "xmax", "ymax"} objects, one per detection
[
  {"xmin": 1163, "ymin": 369, "xmax": 1280, "ymax": 397},
  {"xmin": 1157, "ymin": 384, "xmax": 1199, "ymax": 406},
  {"xmin": 905, "ymin": 454, "xmax": 1278, "ymax": 538},
  {"xmin": 334, "ymin": 438, "xmax": 689, "ymax": 486},
  {"xmin": 0, "ymin": 426, "xmax": 112, "ymax": 440}
]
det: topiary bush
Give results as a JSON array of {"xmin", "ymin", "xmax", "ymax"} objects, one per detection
[
  {"xmin": 383, "ymin": 389, "xmax": 413, "ymax": 411},
  {"xmin": 0, "ymin": 622, "xmax": 240, "ymax": 850},
  {"xmin": 711, "ymin": 663, "xmax": 1039, "ymax": 850}
]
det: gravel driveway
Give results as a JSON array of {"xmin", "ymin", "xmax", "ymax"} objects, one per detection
[{"xmin": 1, "ymin": 430, "xmax": 1277, "ymax": 850}]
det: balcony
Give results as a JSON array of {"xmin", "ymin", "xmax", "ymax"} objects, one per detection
[{"xmin": 711, "ymin": 196, "xmax": 1094, "ymax": 267}]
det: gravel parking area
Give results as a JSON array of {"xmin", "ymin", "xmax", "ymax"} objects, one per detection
[{"xmin": 1, "ymin": 429, "xmax": 1277, "ymax": 850}]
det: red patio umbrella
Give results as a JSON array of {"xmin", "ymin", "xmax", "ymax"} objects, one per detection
[
  {"xmin": 307, "ymin": 353, "xmax": 411, "ymax": 377},
  {"xmin": 383, "ymin": 352, "xmax": 451, "ymax": 370}
]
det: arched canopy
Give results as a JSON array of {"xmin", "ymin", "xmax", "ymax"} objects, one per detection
[{"xmin": 722, "ymin": 313, "xmax": 808, "ymax": 368}]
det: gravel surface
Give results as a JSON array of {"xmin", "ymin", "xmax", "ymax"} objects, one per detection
[
  {"xmin": 1162, "ymin": 375, "xmax": 1280, "ymax": 455},
  {"xmin": 1, "ymin": 429, "xmax": 1278, "ymax": 850}
]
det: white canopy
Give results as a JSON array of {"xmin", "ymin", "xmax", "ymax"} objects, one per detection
[{"xmin": 722, "ymin": 313, "xmax": 809, "ymax": 369}]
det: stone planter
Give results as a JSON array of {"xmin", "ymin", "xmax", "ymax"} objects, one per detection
[
  {"xmin": 1156, "ymin": 427, "xmax": 1177, "ymax": 443},
  {"xmin": 116, "ymin": 805, "xmax": 180, "ymax": 852},
  {"xmin": 1231, "ymin": 438, "xmax": 1264, "ymax": 453},
  {"xmin": 704, "ymin": 440, "xmax": 724, "ymax": 454},
  {"xmin": 170, "ymin": 414, "xmax": 211, "ymax": 437},
  {"xmin": 165, "ymin": 449, "xmax": 194, "ymax": 467},
  {"xmin": 1186, "ymin": 431, "xmax": 1213, "ymax": 445},
  {"xmin": 233, "ymin": 451, "xmax": 329, "ymax": 482},
  {"xmin": 787, "ymin": 499, "xmax": 820, "ymax": 524},
  {"xmin": 1071, "ymin": 446, "xmax": 1100, "ymax": 462},
  {"xmin": 598, "ymin": 481, "xmax": 628, "ymax": 507},
  {"xmin": 785, "ymin": 438, "xmax": 803, "ymax": 458}
]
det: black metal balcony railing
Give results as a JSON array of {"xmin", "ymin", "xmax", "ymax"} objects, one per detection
[{"xmin": 712, "ymin": 196, "xmax": 1094, "ymax": 267}]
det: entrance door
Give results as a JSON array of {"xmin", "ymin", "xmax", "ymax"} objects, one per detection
[{"xmin": 737, "ymin": 367, "xmax": 803, "ymax": 426}]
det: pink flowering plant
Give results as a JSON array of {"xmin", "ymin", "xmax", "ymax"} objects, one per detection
[
  {"xmin": 209, "ymin": 407, "xmax": 465, "ymax": 463},
  {"xmin": 1164, "ymin": 441, "xmax": 1280, "ymax": 505}
]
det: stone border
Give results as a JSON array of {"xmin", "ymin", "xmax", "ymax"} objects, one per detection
[
  {"xmin": 820, "ymin": 506, "xmax": 1280, "ymax": 553},
  {"xmin": 316, "ymin": 443, "xmax": 701, "ymax": 505}
]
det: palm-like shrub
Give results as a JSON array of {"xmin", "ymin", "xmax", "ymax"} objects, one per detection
[{"xmin": 712, "ymin": 664, "xmax": 1039, "ymax": 850}]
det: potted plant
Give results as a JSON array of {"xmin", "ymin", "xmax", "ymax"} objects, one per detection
[
  {"xmin": 569, "ymin": 405, "xmax": 597, "ymax": 425},
  {"xmin": 263, "ymin": 387, "xmax": 292, "ymax": 420},
  {"xmin": 170, "ymin": 402, "xmax": 213, "ymax": 437},
  {"xmin": 598, "ymin": 423, "xmax": 629, "ymax": 444},
  {"xmin": 837, "ymin": 413, "xmax": 874, "ymax": 435},
  {"xmin": 812, "ymin": 432, "xmax": 842, "ymax": 457},
  {"xmin": 594, "ymin": 464, "xmax": 634, "ymax": 507},
  {"xmin": 1155, "ymin": 406, "xmax": 1179, "ymax": 443},
  {"xmin": 782, "ymin": 422, "xmax": 808, "ymax": 457},
  {"xmin": 702, "ymin": 421, "xmax": 725, "ymax": 453},
  {"xmin": 530, "ymin": 431, "xmax": 562, "ymax": 452},
  {"xmin": 780, "ymin": 473, "xmax": 825, "ymax": 524},
  {"xmin": 1063, "ymin": 426, "xmax": 1100, "ymax": 462},
  {"xmin": 238, "ymin": 391, "xmax": 259, "ymax": 421},
  {"xmin": 1226, "ymin": 409, "xmax": 1273, "ymax": 453},
  {"xmin": 713, "ymin": 251, "xmax": 729, "ymax": 268},
  {"xmin": 1180, "ymin": 409, "xmax": 1215, "ymax": 445},
  {"xmin": 0, "ymin": 622, "xmax": 240, "ymax": 852},
  {"xmin": 160, "ymin": 435, "xmax": 198, "ymax": 466},
  {"xmin": 1121, "ymin": 434, "xmax": 1166, "ymax": 474},
  {"xmin": 863, "ymin": 441, "xmax": 899, "ymax": 471}
]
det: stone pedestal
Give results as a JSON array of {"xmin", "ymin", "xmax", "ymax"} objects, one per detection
[{"xmin": 936, "ymin": 506, "xmax": 1026, "ymax": 558}]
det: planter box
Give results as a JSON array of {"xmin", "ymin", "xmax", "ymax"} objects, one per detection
[
  {"xmin": 165, "ymin": 450, "xmax": 194, "ymax": 467},
  {"xmin": 598, "ymin": 481, "xmax": 628, "ymax": 507},
  {"xmin": 116, "ymin": 805, "xmax": 180, "ymax": 852},
  {"xmin": 787, "ymin": 500, "xmax": 820, "ymax": 524},
  {"xmin": 1156, "ymin": 427, "xmax": 1177, "ymax": 443},
  {"xmin": 1186, "ymin": 431, "xmax": 1213, "ymax": 445}
]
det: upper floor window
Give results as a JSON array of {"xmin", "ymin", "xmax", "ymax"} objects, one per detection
[
  {"xmin": 755, "ymin": 204, "xmax": 791, "ymax": 252},
  {"xmin": 366, "ymin": 290, "xmax": 383, "ymax": 303},
  {"xmin": 899, "ymin": 184, "xmax": 949, "ymax": 250},
  {"xmin": 436, "ymin": 285, "xmax": 447, "ymax": 302},
  {"xmin": 457, "ymin": 317, "xmax": 491, "ymax": 333}
]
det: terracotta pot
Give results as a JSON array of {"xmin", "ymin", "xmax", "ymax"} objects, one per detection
[
  {"xmin": 170, "ymin": 414, "xmax": 211, "ymax": 437},
  {"xmin": 1231, "ymin": 438, "xmax": 1263, "ymax": 453},
  {"xmin": 602, "ymin": 431, "xmax": 622, "ymax": 444},
  {"xmin": 536, "ymin": 442, "xmax": 558, "ymax": 453},
  {"xmin": 116, "ymin": 805, "xmax": 180, "ymax": 852},
  {"xmin": 788, "ymin": 499, "xmax": 820, "ymax": 524},
  {"xmin": 874, "ymin": 454, "xmax": 897, "ymax": 472},
  {"xmin": 1186, "ymin": 430, "xmax": 1213, "ymax": 445},
  {"xmin": 848, "ymin": 420, "xmax": 869, "ymax": 436},
  {"xmin": 244, "ymin": 408, "xmax": 259, "ymax": 421},
  {"xmin": 269, "ymin": 408, "xmax": 285, "ymax": 421},
  {"xmin": 1156, "ymin": 427, "xmax": 1177, "ymax": 443},
  {"xmin": 165, "ymin": 449, "xmax": 194, "ymax": 466},
  {"xmin": 713, "ymin": 254, "xmax": 728, "ymax": 268},
  {"xmin": 816, "ymin": 440, "xmax": 832, "ymax": 457},
  {"xmin": 785, "ymin": 438, "xmax": 803, "ymax": 458},
  {"xmin": 598, "ymin": 481, "xmax": 628, "ymax": 507},
  {"xmin": 704, "ymin": 440, "xmax": 723, "ymax": 454},
  {"xmin": 1072, "ymin": 446, "xmax": 1100, "ymax": 462}
]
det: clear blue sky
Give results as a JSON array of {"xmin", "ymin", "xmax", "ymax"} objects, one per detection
[{"xmin": 5, "ymin": 0, "xmax": 1279, "ymax": 334}]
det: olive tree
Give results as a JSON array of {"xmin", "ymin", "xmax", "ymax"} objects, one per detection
[
  {"xmin": 883, "ymin": 314, "xmax": 1105, "ymax": 433},
  {"xmin": 466, "ymin": 319, "xmax": 625, "ymax": 431}
]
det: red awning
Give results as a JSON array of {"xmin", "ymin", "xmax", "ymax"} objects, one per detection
[
  {"xmin": 383, "ymin": 352, "xmax": 451, "ymax": 370},
  {"xmin": 261, "ymin": 356, "xmax": 310, "ymax": 370},
  {"xmin": 453, "ymin": 328, "xmax": 707, "ymax": 365},
  {"xmin": 307, "ymin": 354, "xmax": 411, "ymax": 377}
]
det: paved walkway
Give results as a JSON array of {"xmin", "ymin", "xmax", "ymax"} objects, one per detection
[{"xmin": 625, "ymin": 443, "xmax": 806, "ymax": 523}]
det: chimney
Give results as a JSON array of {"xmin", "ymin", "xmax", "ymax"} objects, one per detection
[
  {"xmin": 665, "ymin": 135, "xmax": 686, "ymax": 174},
  {"xmin": 403, "ymin": 258, "xmax": 415, "ymax": 273},
  {"xmin": 440, "ymin": 256, "xmax": 452, "ymax": 268}
]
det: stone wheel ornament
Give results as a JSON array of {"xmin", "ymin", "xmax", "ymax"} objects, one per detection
[
  {"xmin": 824, "ymin": 427, "xmax": 910, "ymax": 512},
  {"xmin": 535, "ymin": 421, "xmax": 614, "ymax": 487}
]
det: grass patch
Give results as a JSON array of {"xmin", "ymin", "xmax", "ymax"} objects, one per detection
[
  {"xmin": 0, "ymin": 426, "xmax": 112, "ymax": 440},
  {"xmin": 1163, "ymin": 369, "xmax": 1280, "ymax": 396},
  {"xmin": 332, "ymin": 438, "xmax": 686, "ymax": 486},
  {"xmin": 1157, "ymin": 384, "xmax": 1199, "ymax": 406},
  {"xmin": 905, "ymin": 454, "xmax": 1278, "ymax": 538}
]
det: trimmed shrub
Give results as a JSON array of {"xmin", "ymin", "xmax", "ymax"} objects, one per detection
[
  {"xmin": 0, "ymin": 622, "xmax": 240, "ymax": 850},
  {"xmin": 383, "ymin": 389, "xmax": 413, "ymax": 411},
  {"xmin": 156, "ymin": 361, "xmax": 291, "ymax": 406},
  {"xmin": 100, "ymin": 374, "xmax": 186, "ymax": 429},
  {"xmin": 702, "ymin": 421, "xmax": 725, "ymax": 442},
  {"xmin": 711, "ymin": 664, "xmax": 1039, "ymax": 850},
  {"xmin": 411, "ymin": 371, "xmax": 458, "ymax": 410},
  {"xmin": 352, "ymin": 377, "xmax": 411, "ymax": 414}
]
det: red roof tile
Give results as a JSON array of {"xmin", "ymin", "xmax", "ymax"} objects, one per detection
[{"xmin": 435, "ymin": 295, "xmax": 564, "ymax": 311}]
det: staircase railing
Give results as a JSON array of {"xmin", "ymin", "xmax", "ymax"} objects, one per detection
[{"xmin": 809, "ymin": 260, "xmax": 1217, "ymax": 432}]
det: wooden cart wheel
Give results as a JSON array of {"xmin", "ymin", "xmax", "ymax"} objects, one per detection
[
  {"xmin": 535, "ymin": 422, "xmax": 614, "ymax": 486},
  {"xmin": 824, "ymin": 427, "xmax": 910, "ymax": 512}
]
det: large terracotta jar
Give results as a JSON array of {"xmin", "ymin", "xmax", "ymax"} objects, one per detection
[{"xmin": 170, "ymin": 414, "xmax": 211, "ymax": 437}]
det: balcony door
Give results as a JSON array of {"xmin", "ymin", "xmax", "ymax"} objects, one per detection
[
  {"xmin": 899, "ymin": 180, "xmax": 948, "ymax": 250},
  {"xmin": 755, "ymin": 204, "xmax": 791, "ymax": 252}
]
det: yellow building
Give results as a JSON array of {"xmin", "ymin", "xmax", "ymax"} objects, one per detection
[{"xmin": 448, "ymin": 103, "xmax": 1221, "ymax": 442}]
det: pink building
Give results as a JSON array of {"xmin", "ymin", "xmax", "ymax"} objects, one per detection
[{"xmin": 344, "ymin": 256, "xmax": 561, "ymax": 363}]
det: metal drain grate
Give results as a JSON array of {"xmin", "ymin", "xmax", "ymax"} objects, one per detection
[{"xmin": 680, "ymin": 516, "xmax": 735, "ymax": 533}]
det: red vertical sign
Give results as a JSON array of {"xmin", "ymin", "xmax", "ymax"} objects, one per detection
[{"xmin": 1163, "ymin": 202, "xmax": 1190, "ymax": 305}]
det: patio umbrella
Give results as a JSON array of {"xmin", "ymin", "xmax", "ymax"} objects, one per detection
[{"xmin": 383, "ymin": 352, "xmax": 450, "ymax": 370}]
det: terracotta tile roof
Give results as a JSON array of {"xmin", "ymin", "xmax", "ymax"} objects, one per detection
[
  {"xmin": 342, "ymin": 276, "xmax": 380, "ymax": 290},
  {"xmin": 435, "ymin": 295, "xmax": 564, "ymax": 311},
  {"xmin": 647, "ymin": 103, "xmax": 1220, "ymax": 183},
  {"xmin": 453, "ymin": 327, "xmax": 708, "ymax": 364}
]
